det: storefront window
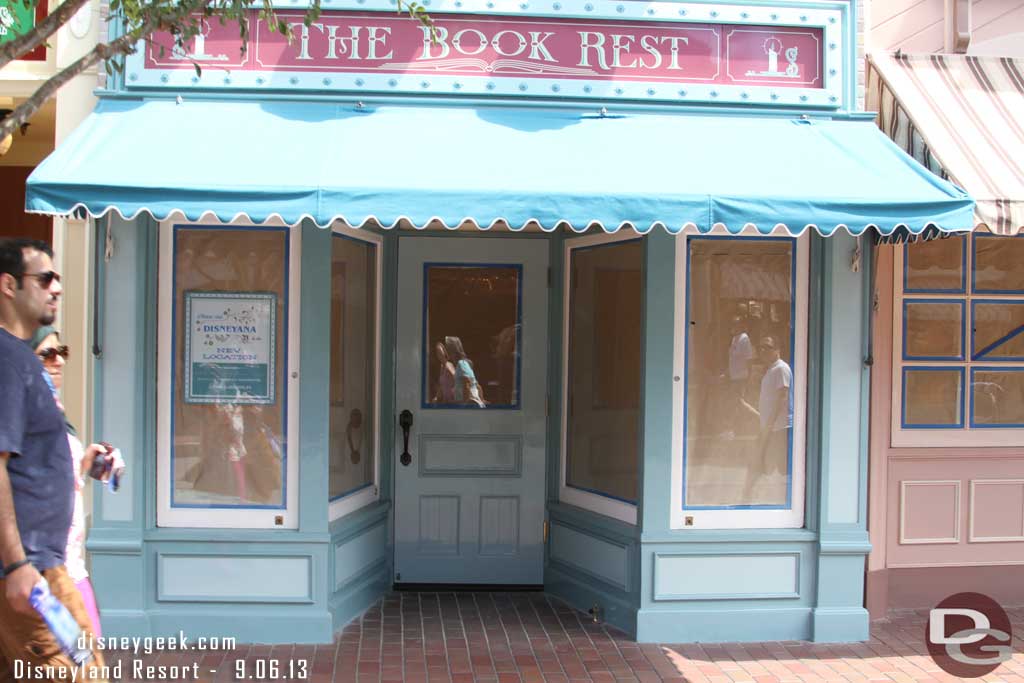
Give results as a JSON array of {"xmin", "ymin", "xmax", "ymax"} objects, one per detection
[
  {"xmin": 683, "ymin": 238, "xmax": 795, "ymax": 509},
  {"xmin": 168, "ymin": 226, "xmax": 288, "ymax": 511},
  {"xmin": 564, "ymin": 238, "xmax": 643, "ymax": 510},
  {"xmin": 423, "ymin": 265, "xmax": 521, "ymax": 409},
  {"xmin": 329, "ymin": 234, "xmax": 377, "ymax": 502},
  {"xmin": 896, "ymin": 234, "xmax": 1024, "ymax": 437}
]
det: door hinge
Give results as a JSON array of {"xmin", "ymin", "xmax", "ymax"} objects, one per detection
[{"xmin": 543, "ymin": 520, "xmax": 549, "ymax": 544}]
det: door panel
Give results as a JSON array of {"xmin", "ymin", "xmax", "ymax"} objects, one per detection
[{"xmin": 394, "ymin": 236, "xmax": 548, "ymax": 584}]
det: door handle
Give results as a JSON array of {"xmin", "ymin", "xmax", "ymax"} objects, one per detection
[{"xmin": 399, "ymin": 410, "xmax": 414, "ymax": 466}]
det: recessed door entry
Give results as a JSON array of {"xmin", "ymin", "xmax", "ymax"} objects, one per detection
[{"xmin": 394, "ymin": 236, "xmax": 549, "ymax": 584}]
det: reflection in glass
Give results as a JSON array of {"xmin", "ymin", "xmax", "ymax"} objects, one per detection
[
  {"xmin": 973, "ymin": 302, "xmax": 1024, "ymax": 360},
  {"xmin": 905, "ymin": 236, "xmax": 964, "ymax": 291},
  {"xmin": 684, "ymin": 239, "xmax": 795, "ymax": 509},
  {"xmin": 172, "ymin": 228, "xmax": 287, "ymax": 508},
  {"xmin": 566, "ymin": 240, "xmax": 642, "ymax": 504},
  {"xmin": 904, "ymin": 369, "xmax": 962, "ymax": 427},
  {"xmin": 974, "ymin": 235, "xmax": 1024, "ymax": 293},
  {"xmin": 973, "ymin": 369, "xmax": 1024, "ymax": 426},
  {"xmin": 424, "ymin": 265, "xmax": 520, "ymax": 409},
  {"xmin": 329, "ymin": 236, "xmax": 377, "ymax": 500},
  {"xmin": 904, "ymin": 301, "xmax": 963, "ymax": 359}
]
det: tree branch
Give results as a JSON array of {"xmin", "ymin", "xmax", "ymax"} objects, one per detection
[
  {"xmin": 0, "ymin": 19, "xmax": 160, "ymax": 139},
  {"xmin": 0, "ymin": 0, "xmax": 93, "ymax": 71}
]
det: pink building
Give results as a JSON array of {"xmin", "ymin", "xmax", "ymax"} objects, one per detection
[{"xmin": 865, "ymin": 0, "xmax": 1024, "ymax": 616}]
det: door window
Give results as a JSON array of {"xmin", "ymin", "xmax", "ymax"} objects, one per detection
[{"xmin": 422, "ymin": 264, "xmax": 522, "ymax": 409}]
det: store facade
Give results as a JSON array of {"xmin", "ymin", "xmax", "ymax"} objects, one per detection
[
  {"xmin": 27, "ymin": 0, "xmax": 974, "ymax": 643},
  {"xmin": 865, "ymin": 53, "xmax": 1024, "ymax": 616}
]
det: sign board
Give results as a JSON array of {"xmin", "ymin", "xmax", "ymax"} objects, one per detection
[
  {"xmin": 0, "ymin": 0, "xmax": 46, "ymax": 60},
  {"xmin": 184, "ymin": 291, "xmax": 276, "ymax": 404},
  {"xmin": 127, "ymin": 0, "xmax": 846, "ymax": 108}
]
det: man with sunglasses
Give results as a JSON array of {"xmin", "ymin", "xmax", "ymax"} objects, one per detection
[{"xmin": 0, "ymin": 238, "xmax": 107, "ymax": 680}]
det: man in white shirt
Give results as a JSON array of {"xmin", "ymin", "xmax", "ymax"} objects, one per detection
[
  {"xmin": 757, "ymin": 336, "xmax": 792, "ymax": 477},
  {"xmin": 728, "ymin": 316, "xmax": 754, "ymax": 392}
]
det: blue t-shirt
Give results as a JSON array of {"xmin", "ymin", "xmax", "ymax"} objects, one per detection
[{"xmin": 0, "ymin": 328, "xmax": 74, "ymax": 573}]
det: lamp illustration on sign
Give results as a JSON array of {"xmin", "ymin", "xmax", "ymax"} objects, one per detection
[
  {"xmin": 171, "ymin": 18, "xmax": 228, "ymax": 62},
  {"xmin": 745, "ymin": 37, "xmax": 800, "ymax": 78}
]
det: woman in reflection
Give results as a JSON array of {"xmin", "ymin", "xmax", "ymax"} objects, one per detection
[
  {"xmin": 444, "ymin": 336, "xmax": 486, "ymax": 407},
  {"xmin": 432, "ymin": 341, "xmax": 456, "ymax": 404}
]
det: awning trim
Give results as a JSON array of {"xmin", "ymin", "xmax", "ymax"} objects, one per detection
[
  {"xmin": 27, "ymin": 203, "xmax": 974, "ymax": 238},
  {"xmin": 26, "ymin": 99, "xmax": 976, "ymax": 238}
]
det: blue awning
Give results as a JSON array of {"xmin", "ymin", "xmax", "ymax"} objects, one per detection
[{"xmin": 26, "ymin": 99, "xmax": 974, "ymax": 235}]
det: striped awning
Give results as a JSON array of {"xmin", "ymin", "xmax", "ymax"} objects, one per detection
[{"xmin": 868, "ymin": 52, "xmax": 1024, "ymax": 236}]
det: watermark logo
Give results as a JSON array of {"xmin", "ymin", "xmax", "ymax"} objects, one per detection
[{"xmin": 926, "ymin": 592, "xmax": 1013, "ymax": 677}]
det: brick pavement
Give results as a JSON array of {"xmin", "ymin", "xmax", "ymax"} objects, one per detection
[{"xmin": 102, "ymin": 592, "xmax": 1024, "ymax": 682}]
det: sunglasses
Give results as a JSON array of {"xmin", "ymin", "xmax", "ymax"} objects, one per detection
[
  {"xmin": 20, "ymin": 270, "xmax": 62, "ymax": 287},
  {"xmin": 38, "ymin": 345, "xmax": 70, "ymax": 361}
]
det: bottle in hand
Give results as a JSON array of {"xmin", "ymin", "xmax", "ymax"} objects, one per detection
[{"xmin": 29, "ymin": 578, "xmax": 92, "ymax": 665}]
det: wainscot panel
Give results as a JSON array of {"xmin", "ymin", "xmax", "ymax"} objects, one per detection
[
  {"xmin": 328, "ymin": 502, "xmax": 392, "ymax": 633},
  {"xmin": 157, "ymin": 554, "xmax": 313, "ymax": 603},
  {"xmin": 549, "ymin": 522, "xmax": 629, "ymax": 591},
  {"xmin": 653, "ymin": 552, "xmax": 800, "ymax": 601},
  {"xmin": 544, "ymin": 503, "xmax": 639, "ymax": 636},
  {"xmin": 334, "ymin": 522, "xmax": 388, "ymax": 590},
  {"xmin": 637, "ymin": 607, "xmax": 813, "ymax": 642}
]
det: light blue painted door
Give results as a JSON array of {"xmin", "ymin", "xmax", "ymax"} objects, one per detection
[{"xmin": 394, "ymin": 236, "xmax": 548, "ymax": 584}]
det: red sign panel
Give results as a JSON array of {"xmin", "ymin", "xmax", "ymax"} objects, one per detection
[{"xmin": 146, "ymin": 11, "xmax": 823, "ymax": 88}]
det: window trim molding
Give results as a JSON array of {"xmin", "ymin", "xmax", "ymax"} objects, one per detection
[
  {"xmin": 157, "ymin": 217, "xmax": 302, "ymax": 529},
  {"xmin": 904, "ymin": 234, "xmax": 966, "ymax": 294},
  {"xmin": 328, "ymin": 224, "xmax": 383, "ymax": 521},
  {"xmin": 670, "ymin": 226, "xmax": 809, "ymax": 530},
  {"xmin": 971, "ymin": 233, "xmax": 1024, "ymax": 295},
  {"xmin": 891, "ymin": 236, "xmax": 1024, "ymax": 447},
  {"xmin": 901, "ymin": 298, "xmax": 966, "ymax": 361},
  {"xmin": 900, "ymin": 366, "xmax": 965, "ymax": 429},
  {"xmin": 559, "ymin": 230, "xmax": 642, "ymax": 525}
]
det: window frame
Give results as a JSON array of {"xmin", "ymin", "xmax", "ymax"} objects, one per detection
[
  {"xmin": 157, "ymin": 218, "xmax": 301, "ymax": 529},
  {"xmin": 670, "ymin": 227, "xmax": 810, "ymax": 530},
  {"xmin": 560, "ymin": 230, "xmax": 643, "ymax": 525},
  {"xmin": 328, "ymin": 224, "xmax": 383, "ymax": 521},
  {"xmin": 892, "ymin": 232, "xmax": 1024, "ymax": 447}
]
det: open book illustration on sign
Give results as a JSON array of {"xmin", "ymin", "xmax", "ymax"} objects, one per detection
[
  {"xmin": 745, "ymin": 37, "xmax": 800, "ymax": 78},
  {"xmin": 171, "ymin": 18, "xmax": 229, "ymax": 62}
]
